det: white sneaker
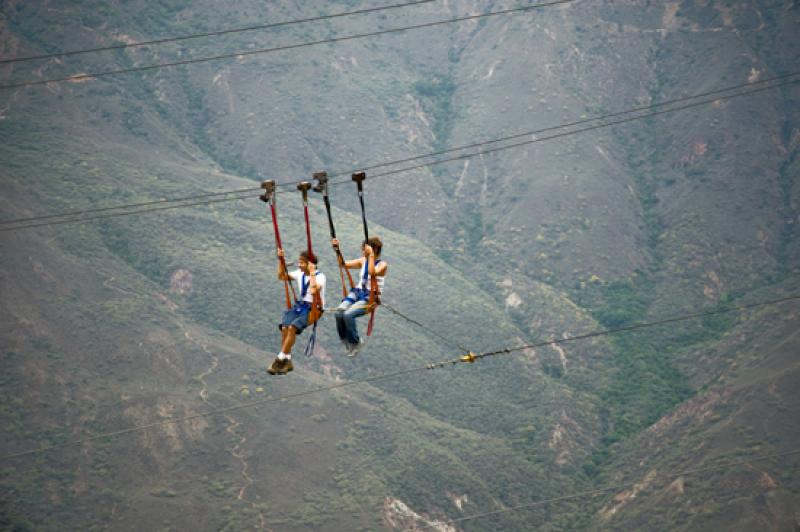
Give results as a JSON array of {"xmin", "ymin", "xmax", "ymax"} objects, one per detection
[{"xmin": 346, "ymin": 339, "xmax": 365, "ymax": 358}]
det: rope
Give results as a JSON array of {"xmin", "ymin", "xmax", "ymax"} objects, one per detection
[
  {"xmin": 0, "ymin": 192, "xmax": 255, "ymax": 232},
  {"xmin": 425, "ymin": 294, "xmax": 800, "ymax": 369},
  {"xmin": 356, "ymin": 77, "xmax": 800, "ymax": 187},
  {"xmin": 0, "ymin": 1, "xmax": 576, "ymax": 90},
  {"xmin": 335, "ymin": 70, "xmax": 800, "ymax": 180},
  {"xmin": 382, "ymin": 303, "xmax": 469, "ymax": 353},
  {"xmin": 1, "ymin": 72, "xmax": 795, "ymax": 231},
  {"xmin": 0, "ymin": 0, "xmax": 436, "ymax": 65},
  {"xmin": 2, "ymin": 293, "xmax": 797, "ymax": 462}
]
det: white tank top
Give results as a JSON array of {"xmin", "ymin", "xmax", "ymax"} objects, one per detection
[{"xmin": 357, "ymin": 259, "xmax": 385, "ymax": 293}]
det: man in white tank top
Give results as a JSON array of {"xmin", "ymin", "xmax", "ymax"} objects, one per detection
[{"xmin": 332, "ymin": 236, "xmax": 388, "ymax": 356}]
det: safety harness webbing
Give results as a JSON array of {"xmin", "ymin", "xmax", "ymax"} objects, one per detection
[
  {"xmin": 313, "ymin": 172, "xmax": 355, "ymax": 297},
  {"xmin": 351, "ymin": 172, "xmax": 379, "ymax": 337},
  {"xmin": 260, "ymin": 180, "xmax": 296, "ymax": 309}
]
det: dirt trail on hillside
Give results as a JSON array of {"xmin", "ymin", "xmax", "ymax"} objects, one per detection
[{"xmin": 181, "ymin": 323, "xmax": 269, "ymax": 530}]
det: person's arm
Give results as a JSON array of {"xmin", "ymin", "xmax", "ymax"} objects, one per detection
[
  {"xmin": 346, "ymin": 257, "xmax": 365, "ymax": 270},
  {"xmin": 307, "ymin": 262, "xmax": 320, "ymax": 295},
  {"xmin": 364, "ymin": 245, "xmax": 388, "ymax": 277},
  {"xmin": 331, "ymin": 238, "xmax": 364, "ymax": 269},
  {"xmin": 276, "ymin": 249, "xmax": 290, "ymax": 281}
]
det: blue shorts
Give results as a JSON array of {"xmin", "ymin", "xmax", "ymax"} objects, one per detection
[{"xmin": 280, "ymin": 306, "xmax": 310, "ymax": 333}]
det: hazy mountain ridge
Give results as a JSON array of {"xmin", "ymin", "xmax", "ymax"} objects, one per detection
[{"xmin": 1, "ymin": 0, "xmax": 799, "ymax": 530}]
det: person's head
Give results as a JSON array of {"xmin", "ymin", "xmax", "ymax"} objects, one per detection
[
  {"xmin": 362, "ymin": 236, "xmax": 383, "ymax": 257},
  {"xmin": 297, "ymin": 250, "xmax": 318, "ymax": 272}
]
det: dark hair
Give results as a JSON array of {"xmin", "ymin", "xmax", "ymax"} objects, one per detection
[
  {"xmin": 299, "ymin": 250, "xmax": 318, "ymax": 264},
  {"xmin": 363, "ymin": 236, "xmax": 382, "ymax": 257}
]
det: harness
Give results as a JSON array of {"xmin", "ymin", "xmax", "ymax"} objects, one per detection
[
  {"xmin": 344, "ymin": 259, "xmax": 381, "ymax": 303},
  {"xmin": 313, "ymin": 171, "xmax": 356, "ymax": 298},
  {"xmin": 260, "ymin": 180, "xmax": 297, "ymax": 310},
  {"xmin": 294, "ymin": 272, "xmax": 322, "ymax": 312}
]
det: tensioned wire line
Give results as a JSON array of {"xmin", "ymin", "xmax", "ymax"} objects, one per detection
[
  {"xmin": 351, "ymin": 76, "xmax": 800, "ymax": 186},
  {"xmin": 0, "ymin": 193, "xmax": 257, "ymax": 233},
  {"xmin": 0, "ymin": 0, "xmax": 576, "ymax": 90},
  {"xmin": 1, "ymin": 73, "xmax": 797, "ymax": 232},
  {"xmin": 2, "ymin": 293, "xmax": 797, "ymax": 461},
  {"xmin": 415, "ymin": 448, "xmax": 800, "ymax": 529},
  {"xmin": 323, "ymin": 71, "xmax": 800, "ymax": 179},
  {"xmin": 425, "ymin": 293, "xmax": 800, "ymax": 368},
  {"xmin": 0, "ymin": 0, "xmax": 436, "ymax": 65},
  {"xmin": 382, "ymin": 303, "xmax": 470, "ymax": 353},
  {"xmin": 3, "ymin": 72, "xmax": 795, "ymax": 226}
]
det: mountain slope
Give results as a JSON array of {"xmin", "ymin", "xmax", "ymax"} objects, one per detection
[{"xmin": 1, "ymin": 0, "xmax": 799, "ymax": 530}]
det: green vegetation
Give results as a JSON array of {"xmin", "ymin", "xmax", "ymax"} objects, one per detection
[
  {"xmin": 2, "ymin": 1, "xmax": 798, "ymax": 530},
  {"xmin": 413, "ymin": 75, "xmax": 457, "ymax": 152}
]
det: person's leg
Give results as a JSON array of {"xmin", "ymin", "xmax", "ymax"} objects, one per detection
[
  {"xmin": 336, "ymin": 294, "xmax": 355, "ymax": 341},
  {"xmin": 280, "ymin": 326, "xmax": 288, "ymax": 346},
  {"xmin": 342, "ymin": 300, "xmax": 369, "ymax": 344},
  {"xmin": 269, "ymin": 312, "xmax": 294, "ymax": 374},
  {"xmin": 281, "ymin": 326, "xmax": 297, "ymax": 354},
  {"xmin": 281, "ymin": 311, "xmax": 308, "ymax": 359}
]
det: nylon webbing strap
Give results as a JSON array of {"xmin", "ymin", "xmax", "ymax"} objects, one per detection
[
  {"xmin": 352, "ymin": 171, "xmax": 369, "ymax": 240},
  {"xmin": 352, "ymin": 172, "xmax": 378, "ymax": 336},
  {"xmin": 298, "ymin": 181, "xmax": 314, "ymax": 257},
  {"xmin": 314, "ymin": 171, "xmax": 354, "ymax": 296},
  {"xmin": 261, "ymin": 180, "xmax": 296, "ymax": 309}
]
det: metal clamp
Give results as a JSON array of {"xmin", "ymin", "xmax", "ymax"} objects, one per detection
[
  {"xmin": 312, "ymin": 171, "xmax": 328, "ymax": 193},
  {"xmin": 260, "ymin": 180, "xmax": 276, "ymax": 203}
]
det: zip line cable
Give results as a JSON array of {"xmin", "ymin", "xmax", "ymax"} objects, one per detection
[
  {"xmin": 382, "ymin": 303, "xmax": 470, "ymax": 353},
  {"xmin": 0, "ymin": 185, "xmax": 263, "ymax": 226},
  {"xmin": 0, "ymin": 0, "xmax": 576, "ymax": 91},
  {"xmin": 5, "ymin": 72, "xmax": 794, "ymax": 227},
  {"xmin": 355, "ymin": 77, "xmax": 800, "ymax": 186},
  {"xmin": 1, "ymin": 74, "xmax": 797, "ymax": 232},
  {"xmin": 0, "ymin": 193, "xmax": 256, "ymax": 233},
  {"xmin": 2, "ymin": 293, "xmax": 797, "ymax": 461},
  {"xmin": 0, "ymin": 176, "xmax": 298, "ymax": 227},
  {"xmin": 0, "ymin": 0, "xmax": 436, "ymax": 65},
  {"xmin": 426, "ymin": 294, "xmax": 800, "ymax": 368},
  {"xmin": 417, "ymin": 448, "xmax": 800, "ymax": 529},
  {"xmin": 3, "ymin": 77, "xmax": 793, "ymax": 232},
  {"xmin": 333, "ymin": 71, "xmax": 800, "ymax": 179}
]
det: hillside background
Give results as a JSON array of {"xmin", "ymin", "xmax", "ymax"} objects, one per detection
[{"xmin": 1, "ymin": 1, "xmax": 799, "ymax": 530}]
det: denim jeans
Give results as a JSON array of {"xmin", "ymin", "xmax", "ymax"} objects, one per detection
[{"xmin": 335, "ymin": 291, "xmax": 370, "ymax": 344}]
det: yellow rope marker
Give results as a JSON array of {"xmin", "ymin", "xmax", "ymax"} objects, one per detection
[{"xmin": 460, "ymin": 352, "xmax": 477, "ymax": 363}]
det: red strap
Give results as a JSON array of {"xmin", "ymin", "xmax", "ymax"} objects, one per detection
[
  {"xmin": 269, "ymin": 202, "xmax": 296, "ymax": 309},
  {"xmin": 366, "ymin": 275, "xmax": 379, "ymax": 336},
  {"xmin": 270, "ymin": 203, "xmax": 283, "ymax": 249}
]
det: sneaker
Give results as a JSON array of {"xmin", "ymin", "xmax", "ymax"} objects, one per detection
[
  {"xmin": 267, "ymin": 358, "xmax": 285, "ymax": 375},
  {"xmin": 346, "ymin": 339, "xmax": 365, "ymax": 358},
  {"xmin": 281, "ymin": 359, "xmax": 294, "ymax": 374}
]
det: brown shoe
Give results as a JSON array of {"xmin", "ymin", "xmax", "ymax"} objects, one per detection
[
  {"xmin": 281, "ymin": 359, "xmax": 294, "ymax": 374},
  {"xmin": 267, "ymin": 358, "xmax": 285, "ymax": 375}
]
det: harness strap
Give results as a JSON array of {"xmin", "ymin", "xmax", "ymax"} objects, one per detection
[
  {"xmin": 313, "ymin": 171, "xmax": 356, "ymax": 297},
  {"xmin": 261, "ymin": 180, "xmax": 297, "ymax": 309},
  {"xmin": 359, "ymin": 259, "xmax": 381, "ymax": 290},
  {"xmin": 300, "ymin": 271, "xmax": 322, "ymax": 300},
  {"xmin": 303, "ymin": 321, "xmax": 319, "ymax": 357}
]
